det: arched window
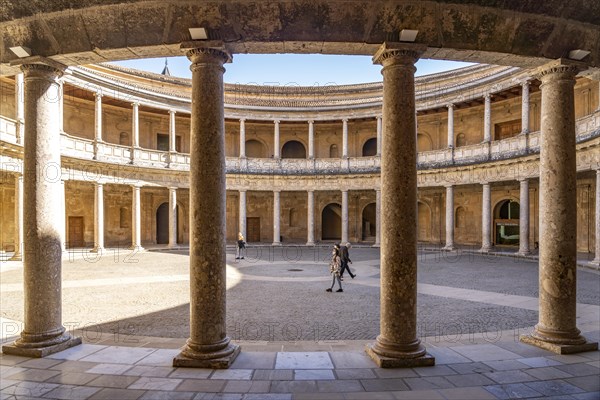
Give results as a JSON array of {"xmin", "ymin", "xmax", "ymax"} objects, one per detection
[
  {"xmin": 494, "ymin": 199, "xmax": 520, "ymax": 245},
  {"xmin": 455, "ymin": 206, "xmax": 466, "ymax": 228},
  {"xmin": 289, "ymin": 208, "xmax": 298, "ymax": 227},
  {"xmin": 245, "ymin": 139, "xmax": 266, "ymax": 158},
  {"xmin": 119, "ymin": 132, "xmax": 129, "ymax": 146},
  {"xmin": 329, "ymin": 144, "xmax": 339, "ymax": 158},
  {"xmin": 322, "ymin": 203, "xmax": 341, "ymax": 240},
  {"xmin": 417, "ymin": 133, "xmax": 433, "ymax": 152},
  {"xmin": 456, "ymin": 133, "xmax": 467, "ymax": 147},
  {"xmin": 281, "ymin": 140, "xmax": 306, "ymax": 159},
  {"xmin": 362, "ymin": 138, "xmax": 377, "ymax": 156},
  {"xmin": 120, "ymin": 207, "xmax": 129, "ymax": 228}
]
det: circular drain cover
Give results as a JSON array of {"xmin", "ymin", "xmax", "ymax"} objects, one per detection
[{"xmin": 288, "ymin": 268, "xmax": 303, "ymax": 272}]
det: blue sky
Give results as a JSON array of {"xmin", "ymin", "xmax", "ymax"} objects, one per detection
[{"xmin": 111, "ymin": 54, "xmax": 475, "ymax": 86}]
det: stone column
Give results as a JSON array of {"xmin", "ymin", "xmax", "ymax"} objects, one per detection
[
  {"xmin": 520, "ymin": 59, "xmax": 597, "ymax": 354},
  {"xmin": 308, "ymin": 120, "xmax": 314, "ymax": 159},
  {"xmin": 374, "ymin": 189, "xmax": 381, "ymax": 246},
  {"xmin": 273, "ymin": 120, "xmax": 280, "ymax": 159},
  {"xmin": 366, "ymin": 42, "xmax": 433, "ymax": 367},
  {"xmin": 239, "ymin": 118, "xmax": 246, "ymax": 158},
  {"xmin": 593, "ymin": 170, "xmax": 600, "ymax": 265},
  {"xmin": 15, "ymin": 73, "xmax": 24, "ymax": 145},
  {"xmin": 341, "ymin": 190, "xmax": 349, "ymax": 243},
  {"xmin": 273, "ymin": 190, "xmax": 281, "ymax": 245},
  {"xmin": 517, "ymin": 179, "xmax": 531, "ymax": 256},
  {"xmin": 169, "ymin": 110, "xmax": 177, "ymax": 153},
  {"xmin": 443, "ymin": 185, "xmax": 455, "ymax": 251},
  {"xmin": 2, "ymin": 59, "xmax": 81, "ymax": 358},
  {"xmin": 521, "ymin": 82, "xmax": 530, "ymax": 134},
  {"xmin": 130, "ymin": 185, "xmax": 143, "ymax": 250},
  {"xmin": 59, "ymin": 178, "xmax": 66, "ymax": 252},
  {"xmin": 239, "ymin": 190, "xmax": 247, "ymax": 240},
  {"xmin": 446, "ymin": 104, "xmax": 454, "ymax": 147},
  {"xmin": 58, "ymin": 80, "xmax": 64, "ymax": 134},
  {"xmin": 376, "ymin": 116, "xmax": 382, "ymax": 156},
  {"xmin": 9, "ymin": 174, "xmax": 23, "ymax": 261},
  {"xmin": 130, "ymin": 102, "xmax": 139, "ymax": 163},
  {"xmin": 306, "ymin": 190, "xmax": 315, "ymax": 245},
  {"xmin": 342, "ymin": 118, "xmax": 349, "ymax": 157},
  {"xmin": 173, "ymin": 44, "xmax": 239, "ymax": 368},
  {"xmin": 168, "ymin": 187, "xmax": 177, "ymax": 249},
  {"xmin": 480, "ymin": 183, "xmax": 492, "ymax": 252},
  {"xmin": 484, "ymin": 94, "xmax": 492, "ymax": 142},
  {"xmin": 91, "ymin": 183, "xmax": 104, "ymax": 253},
  {"xmin": 94, "ymin": 92, "xmax": 102, "ymax": 144}
]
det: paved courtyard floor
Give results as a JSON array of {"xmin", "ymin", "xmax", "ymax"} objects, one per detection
[{"xmin": 1, "ymin": 247, "xmax": 599, "ymax": 399}]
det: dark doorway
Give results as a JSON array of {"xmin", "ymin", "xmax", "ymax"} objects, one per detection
[
  {"xmin": 362, "ymin": 203, "xmax": 376, "ymax": 240},
  {"xmin": 281, "ymin": 140, "xmax": 306, "ymax": 158},
  {"xmin": 322, "ymin": 203, "xmax": 342, "ymax": 240},
  {"xmin": 362, "ymin": 138, "xmax": 377, "ymax": 156},
  {"xmin": 156, "ymin": 202, "xmax": 179, "ymax": 244},
  {"xmin": 247, "ymin": 217, "xmax": 260, "ymax": 242}
]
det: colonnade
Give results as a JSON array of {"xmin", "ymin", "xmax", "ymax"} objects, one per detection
[{"xmin": 2, "ymin": 48, "xmax": 598, "ymax": 368}]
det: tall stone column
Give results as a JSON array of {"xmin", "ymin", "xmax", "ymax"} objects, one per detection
[
  {"xmin": 168, "ymin": 187, "xmax": 178, "ymax": 249},
  {"xmin": 2, "ymin": 59, "xmax": 81, "ymax": 358},
  {"xmin": 342, "ymin": 118, "xmax": 349, "ymax": 158},
  {"xmin": 93, "ymin": 92, "xmax": 102, "ymax": 159},
  {"xmin": 443, "ymin": 185, "xmax": 455, "ymax": 251},
  {"xmin": 521, "ymin": 82, "xmax": 530, "ymax": 134},
  {"xmin": 446, "ymin": 104, "xmax": 454, "ymax": 148},
  {"xmin": 273, "ymin": 120, "xmax": 280, "ymax": 159},
  {"xmin": 480, "ymin": 183, "xmax": 492, "ymax": 252},
  {"xmin": 520, "ymin": 59, "xmax": 597, "ymax": 354},
  {"xmin": 9, "ymin": 174, "xmax": 23, "ymax": 261},
  {"xmin": 91, "ymin": 183, "xmax": 104, "ymax": 253},
  {"xmin": 130, "ymin": 102, "xmax": 139, "ymax": 163},
  {"xmin": 341, "ymin": 190, "xmax": 349, "ymax": 243},
  {"xmin": 273, "ymin": 190, "xmax": 281, "ymax": 245},
  {"xmin": 484, "ymin": 94, "xmax": 492, "ymax": 142},
  {"xmin": 169, "ymin": 110, "xmax": 177, "ymax": 153},
  {"xmin": 374, "ymin": 189, "xmax": 381, "ymax": 247},
  {"xmin": 130, "ymin": 185, "xmax": 143, "ymax": 250},
  {"xmin": 376, "ymin": 116, "xmax": 382, "ymax": 156},
  {"xmin": 306, "ymin": 190, "xmax": 315, "ymax": 245},
  {"xmin": 239, "ymin": 118, "xmax": 246, "ymax": 158},
  {"xmin": 59, "ymin": 179, "xmax": 66, "ymax": 252},
  {"xmin": 366, "ymin": 42, "xmax": 433, "ymax": 367},
  {"xmin": 239, "ymin": 190, "xmax": 247, "ymax": 240},
  {"xmin": 15, "ymin": 73, "xmax": 24, "ymax": 145},
  {"xmin": 308, "ymin": 120, "xmax": 314, "ymax": 159},
  {"xmin": 593, "ymin": 170, "xmax": 600, "ymax": 265},
  {"xmin": 58, "ymin": 80, "xmax": 64, "ymax": 134},
  {"xmin": 517, "ymin": 179, "xmax": 531, "ymax": 256},
  {"xmin": 174, "ymin": 43, "xmax": 239, "ymax": 367}
]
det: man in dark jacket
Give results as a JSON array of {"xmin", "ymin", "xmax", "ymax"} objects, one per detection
[{"xmin": 339, "ymin": 242, "xmax": 356, "ymax": 280}]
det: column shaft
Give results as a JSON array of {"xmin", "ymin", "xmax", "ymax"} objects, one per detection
[
  {"xmin": 168, "ymin": 187, "xmax": 177, "ymax": 248},
  {"xmin": 593, "ymin": 170, "xmax": 600, "ymax": 265},
  {"xmin": 521, "ymin": 82, "xmax": 530, "ymax": 134},
  {"xmin": 308, "ymin": 120, "xmax": 314, "ymax": 159},
  {"xmin": 239, "ymin": 119, "xmax": 246, "ymax": 158},
  {"xmin": 91, "ymin": 183, "xmax": 104, "ymax": 253},
  {"xmin": 484, "ymin": 94, "xmax": 492, "ymax": 142},
  {"xmin": 518, "ymin": 179, "xmax": 531, "ymax": 255},
  {"xmin": 447, "ymin": 104, "xmax": 454, "ymax": 147},
  {"xmin": 169, "ymin": 110, "xmax": 177, "ymax": 153},
  {"xmin": 444, "ymin": 185, "xmax": 455, "ymax": 250},
  {"xmin": 10, "ymin": 174, "xmax": 23, "ymax": 261},
  {"xmin": 341, "ymin": 190, "xmax": 349, "ymax": 243},
  {"xmin": 239, "ymin": 190, "xmax": 247, "ymax": 240},
  {"xmin": 273, "ymin": 120, "xmax": 280, "ymax": 158},
  {"xmin": 480, "ymin": 183, "xmax": 492, "ymax": 252},
  {"xmin": 131, "ymin": 186, "xmax": 142, "ymax": 250},
  {"xmin": 374, "ymin": 189, "xmax": 381, "ymax": 246},
  {"xmin": 342, "ymin": 119, "xmax": 349, "ymax": 157},
  {"xmin": 15, "ymin": 73, "xmax": 24, "ymax": 144},
  {"xmin": 307, "ymin": 190, "xmax": 315, "ymax": 245},
  {"xmin": 376, "ymin": 116, "xmax": 382, "ymax": 156},
  {"xmin": 94, "ymin": 93, "xmax": 102, "ymax": 142},
  {"xmin": 273, "ymin": 191, "xmax": 281, "ymax": 245}
]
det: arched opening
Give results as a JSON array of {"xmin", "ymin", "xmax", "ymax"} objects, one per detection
[
  {"xmin": 455, "ymin": 206, "xmax": 466, "ymax": 228},
  {"xmin": 156, "ymin": 202, "xmax": 180, "ymax": 244},
  {"xmin": 281, "ymin": 140, "xmax": 306, "ymax": 158},
  {"xmin": 362, "ymin": 203, "xmax": 376, "ymax": 240},
  {"xmin": 245, "ymin": 139, "xmax": 267, "ymax": 158},
  {"xmin": 456, "ymin": 133, "xmax": 467, "ymax": 147},
  {"xmin": 362, "ymin": 138, "xmax": 377, "ymax": 156},
  {"xmin": 329, "ymin": 144, "xmax": 339, "ymax": 158},
  {"xmin": 494, "ymin": 199, "xmax": 520, "ymax": 246},
  {"xmin": 119, "ymin": 132, "xmax": 129, "ymax": 146},
  {"xmin": 417, "ymin": 202, "xmax": 432, "ymax": 242},
  {"xmin": 417, "ymin": 133, "xmax": 433, "ymax": 152},
  {"xmin": 321, "ymin": 203, "xmax": 341, "ymax": 240}
]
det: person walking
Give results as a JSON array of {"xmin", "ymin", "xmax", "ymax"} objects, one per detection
[
  {"xmin": 339, "ymin": 242, "xmax": 355, "ymax": 280},
  {"xmin": 326, "ymin": 244, "xmax": 343, "ymax": 292},
  {"xmin": 236, "ymin": 232, "xmax": 246, "ymax": 260}
]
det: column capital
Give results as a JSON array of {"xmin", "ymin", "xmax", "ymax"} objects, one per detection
[
  {"xmin": 376, "ymin": 115, "xmax": 382, "ymax": 120},
  {"xmin": 168, "ymin": 186, "xmax": 178, "ymax": 191},
  {"xmin": 446, "ymin": 103, "xmax": 455, "ymax": 110},
  {"xmin": 307, "ymin": 189, "xmax": 315, "ymax": 193},
  {"xmin": 372, "ymin": 42, "xmax": 427, "ymax": 67},
  {"xmin": 308, "ymin": 120, "xmax": 314, "ymax": 124},
  {"xmin": 183, "ymin": 41, "xmax": 232, "ymax": 65},
  {"xmin": 518, "ymin": 177, "xmax": 530, "ymax": 183},
  {"xmin": 273, "ymin": 119, "xmax": 280, "ymax": 124},
  {"xmin": 94, "ymin": 92, "xmax": 103, "ymax": 100},
  {"xmin": 168, "ymin": 109, "xmax": 176, "ymax": 115},
  {"xmin": 342, "ymin": 118, "xmax": 349, "ymax": 123},
  {"xmin": 131, "ymin": 101, "xmax": 140, "ymax": 108},
  {"xmin": 484, "ymin": 93, "xmax": 492, "ymax": 100},
  {"xmin": 535, "ymin": 58, "xmax": 587, "ymax": 82},
  {"xmin": 13, "ymin": 56, "xmax": 67, "ymax": 78},
  {"xmin": 521, "ymin": 80, "xmax": 531, "ymax": 88},
  {"xmin": 239, "ymin": 189, "xmax": 247, "ymax": 193},
  {"xmin": 273, "ymin": 189, "xmax": 281, "ymax": 193},
  {"xmin": 239, "ymin": 117, "xmax": 246, "ymax": 122},
  {"xmin": 480, "ymin": 181, "xmax": 490, "ymax": 186}
]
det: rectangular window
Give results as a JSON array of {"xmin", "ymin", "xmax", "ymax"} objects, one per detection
[
  {"xmin": 494, "ymin": 119, "xmax": 522, "ymax": 141},
  {"xmin": 157, "ymin": 133, "xmax": 169, "ymax": 151}
]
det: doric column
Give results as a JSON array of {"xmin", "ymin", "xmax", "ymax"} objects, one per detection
[
  {"xmin": 342, "ymin": 118, "xmax": 349, "ymax": 157},
  {"xmin": 9, "ymin": 174, "xmax": 23, "ymax": 261},
  {"xmin": 376, "ymin": 116, "xmax": 382, "ymax": 156},
  {"xmin": 130, "ymin": 185, "xmax": 143, "ymax": 251},
  {"xmin": 239, "ymin": 190, "xmax": 247, "ymax": 240},
  {"xmin": 173, "ymin": 44, "xmax": 239, "ymax": 368},
  {"xmin": 168, "ymin": 187, "xmax": 177, "ymax": 249},
  {"xmin": 446, "ymin": 104, "xmax": 454, "ymax": 147},
  {"xmin": 306, "ymin": 190, "xmax": 315, "ymax": 245},
  {"xmin": 93, "ymin": 93, "xmax": 102, "ymax": 159},
  {"xmin": 273, "ymin": 120, "xmax": 280, "ymax": 159},
  {"xmin": 131, "ymin": 102, "xmax": 140, "ymax": 163},
  {"xmin": 374, "ymin": 189, "xmax": 381, "ymax": 246},
  {"xmin": 366, "ymin": 42, "xmax": 433, "ymax": 367},
  {"xmin": 480, "ymin": 183, "xmax": 492, "ymax": 252},
  {"xmin": 59, "ymin": 178, "xmax": 66, "ymax": 252},
  {"xmin": 517, "ymin": 179, "xmax": 531, "ymax": 256},
  {"xmin": 341, "ymin": 190, "xmax": 349, "ymax": 243},
  {"xmin": 91, "ymin": 183, "xmax": 104, "ymax": 253},
  {"xmin": 520, "ymin": 59, "xmax": 597, "ymax": 354},
  {"xmin": 169, "ymin": 110, "xmax": 177, "ymax": 153},
  {"xmin": 308, "ymin": 120, "xmax": 314, "ymax": 159},
  {"xmin": 484, "ymin": 94, "xmax": 492, "ymax": 142},
  {"xmin": 443, "ymin": 185, "xmax": 455, "ymax": 251},
  {"xmin": 593, "ymin": 170, "xmax": 600, "ymax": 265},
  {"xmin": 273, "ymin": 190, "xmax": 281, "ymax": 245},
  {"xmin": 239, "ymin": 118, "xmax": 246, "ymax": 158},
  {"xmin": 521, "ymin": 81, "xmax": 530, "ymax": 134},
  {"xmin": 15, "ymin": 73, "xmax": 24, "ymax": 145},
  {"xmin": 58, "ymin": 80, "xmax": 64, "ymax": 134},
  {"xmin": 2, "ymin": 59, "xmax": 81, "ymax": 358}
]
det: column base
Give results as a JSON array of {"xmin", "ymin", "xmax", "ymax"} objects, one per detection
[
  {"xmin": 520, "ymin": 334, "xmax": 598, "ymax": 355},
  {"xmin": 517, "ymin": 251, "xmax": 532, "ymax": 257},
  {"xmin": 2, "ymin": 336, "xmax": 82, "ymax": 358},
  {"xmin": 173, "ymin": 343, "xmax": 240, "ymax": 369},
  {"xmin": 373, "ymin": 243, "xmax": 380, "ymax": 248},
  {"xmin": 8, "ymin": 254, "xmax": 22, "ymax": 261},
  {"xmin": 272, "ymin": 242, "xmax": 282, "ymax": 246},
  {"xmin": 441, "ymin": 246, "xmax": 455, "ymax": 251},
  {"xmin": 590, "ymin": 258, "xmax": 600, "ymax": 266},
  {"xmin": 479, "ymin": 246, "xmax": 491, "ymax": 253},
  {"xmin": 90, "ymin": 247, "xmax": 104, "ymax": 254},
  {"xmin": 306, "ymin": 242, "xmax": 315, "ymax": 246},
  {"xmin": 365, "ymin": 343, "xmax": 435, "ymax": 368},
  {"xmin": 129, "ymin": 245, "xmax": 145, "ymax": 252}
]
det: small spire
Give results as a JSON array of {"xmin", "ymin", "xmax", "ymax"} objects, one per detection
[{"xmin": 161, "ymin": 58, "xmax": 171, "ymax": 76}]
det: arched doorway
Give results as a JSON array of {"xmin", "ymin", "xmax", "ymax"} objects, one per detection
[
  {"xmin": 362, "ymin": 203, "xmax": 376, "ymax": 240},
  {"xmin": 494, "ymin": 199, "xmax": 520, "ymax": 245},
  {"xmin": 245, "ymin": 139, "xmax": 266, "ymax": 158},
  {"xmin": 417, "ymin": 133, "xmax": 433, "ymax": 152},
  {"xmin": 362, "ymin": 138, "xmax": 377, "ymax": 156},
  {"xmin": 322, "ymin": 203, "xmax": 341, "ymax": 240},
  {"xmin": 156, "ymin": 202, "xmax": 180, "ymax": 244},
  {"xmin": 281, "ymin": 140, "xmax": 306, "ymax": 158}
]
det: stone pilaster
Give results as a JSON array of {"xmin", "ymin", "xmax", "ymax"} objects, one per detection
[
  {"xmin": 376, "ymin": 116, "xmax": 382, "ymax": 157},
  {"xmin": 521, "ymin": 81, "xmax": 530, "ymax": 134},
  {"xmin": 168, "ymin": 187, "xmax": 177, "ymax": 249},
  {"xmin": 273, "ymin": 120, "xmax": 280, "ymax": 159},
  {"xmin": 308, "ymin": 120, "xmax": 314, "ymax": 159},
  {"xmin": 342, "ymin": 118, "xmax": 349, "ymax": 158},
  {"xmin": 15, "ymin": 73, "xmax": 24, "ymax": 145},
  {"xmin": 374, "ymin": 189, "xmax": 381, "ymax": 247},
  {"xmin": 446, "ymin": 104, "xmax": 454, "ymax": 148},
  {"xmin": 9, "ymin": 174, "xmax": 23, "ymax": 261},
  {"xmin": 273, "ymin": 190, "xmax": 281, "ymax": 245},
  {"xmin": 306, "ymin": 190, "xmax": 315, "ymax": 245},
  {"xmin": 239, "ymin": 190, "xmax": 247, "ymax": 240},
  {"xmin": 93, "ymin": 92, "xmax": 102, "ymax": 160},
  {"xmin": 480, "ymin": 183, "xmax": 492, "ymax": 252},
  {"xmin": 173, "ymin": 43, "xmax": 239, "ymax": 368},
  {"xmin": 483, "ymin": 94, "xmax": 492, "ymax": 142},
  {"xmin": 130, "ymin": 185, "xmax": 143, "ymax": 251},
  {"xmin": 2, "ymin": 58, "xmax": 81, "ymax": 358},
  {"xmin": 91, "ymin": 183, "xmax": 104, "ymax": 253},
  {"xmin": 239, "ymin": 118, "xmax": 246, "ymax": 158},
  {"xmin": 366, "ymin": 42, "xmax": 434, "ymax": 368},
  {"xmin": 517, "ymin": 179, "xmax": 531, "ymax": 256},
  {"xmin": 520, "ymin": 59, "xmax": 597, "ymax": 354},
  {"xmin": 443, "ymin": 185, "xmax": 455, "ymax": 251},
  {"xmin": 341, "ymin": 190, "xmax": 349, "ymax": 243},
  {"xmin": 591, "ymin": 170, "xmax": 600, "ymax": 265}
]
